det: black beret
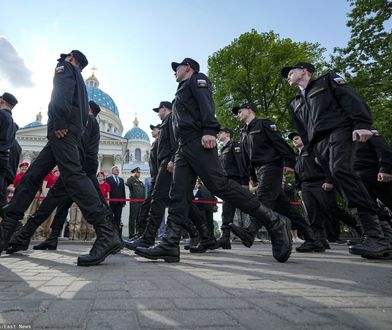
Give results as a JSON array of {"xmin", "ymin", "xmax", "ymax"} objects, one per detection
[
  {"xmin": 171, "ymin": 58, "xmax": 200, "ymax": 73},
  {"xmin": 288, "ymin": 132, "xmax": 300, "ymax": 140},
  {"xmin": 153, "ymin": 101, "xmax": 172, "ymax": 112},
  {"xmin": 1, "ymin": 92, "xmax": 18, "ymax": 107},
  {"xmin": 231, "ymin": 102, "xmax": 257, "ymax": 115},
  {"xmin": 131, "ymin": 167, "xmax": 140, "ymax": 173},
  {"xmin": 150, "ymin": 124, "xmax": 161, "ymax": 130},
  {"xmin": 281, "ymin": 62, "xmax": 315, "ymax": 78},
  {"xmin": 219, "ymin": 127, "xmax": 232, "ymax": 135},
  {"xmin": 58, "ymin": 50, "xmax": 88, "ymax": 70}
]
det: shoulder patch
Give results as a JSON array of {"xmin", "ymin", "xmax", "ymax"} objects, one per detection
[
  {"xmin": 234, "ymin": 146, "xmax": 241, "ymax": 153},
  {"xmin": 55, "ymin": 66, "xmax": 65, "ymax": 74},
  {"xmin": 197, "ymin": 79, "xmax": 208, "ymax": 88},
  {"xmin": 270, "ymin": 124, "xmax": 277, "ymax": 131},
  {"xmin": 333, "ymin": 75, "xmax": 347, "ymax": 85}
]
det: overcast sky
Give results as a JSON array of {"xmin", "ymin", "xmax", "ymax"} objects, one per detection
[{"xmin": 0, "ymin": 0, "xmax": 352, "ymax": 135}]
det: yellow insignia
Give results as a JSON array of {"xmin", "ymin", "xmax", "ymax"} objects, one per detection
[{"xmin": 333, "ymin": 75, "xmax": 347, "ymax": 85}]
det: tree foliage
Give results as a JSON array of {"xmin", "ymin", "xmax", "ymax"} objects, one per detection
[
  {"xmin": 332, "ymin": 0, "xmax": 392, "ymax": 142},
  {"xmin": 207, "ymin": 30, "xmax": 326, "ymax": 140}
]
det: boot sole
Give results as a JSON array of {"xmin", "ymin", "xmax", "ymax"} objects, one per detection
[
  {"xmin": 33, "ymin": 246, "xmax": 57, "ymax": 250},
  {"xmin": 189, "ymin": 241, "xmax": 220, "ymax": 253},
  {"xmin": 360, "ymin": 250, "xmax": 392, "ymax": 259},
  {"xmin": 77, "ymin": 243, "xmax": 123, "ymax": 267},
  {"xmin": 134, "ymin": 249, "xmax": 180, "ymax": 263},
  {"xmin": 6, "ymin": 245, "xmax": 29, "ymax": 254}
]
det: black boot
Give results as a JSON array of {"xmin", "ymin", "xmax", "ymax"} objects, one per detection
[
  {"xmin": 217, "ymin": 228, "xmax": 231, "ymax": 249},
  {"xmin": 124, "ymin": 223, "xmax": 157, "ymax": 251},
  {"xmin": 183, "ymin": 220, "xmax": 200, "ymax": 250},
  {"xmin": 189, "ymin": 222, "xmax": 219, "ymax": 253},
  {"xmin": 296, "ymin": 227, "xmax": 325, "ymax": 253},
  {"xmin": 6, "ymin": 216, "xmax": 42, "ymax": 254},
  {"xmin": 229, "ymin": 218, "xmax": 259, "ymax": 248},
  {"xmin": 0, "ymin": 215, "xmax": 20, "ymax": 255},
  {"xmin": 349, "ymin": 214, "xmax": 391, "ymax": 257},
  {"xmin": 252, "ymin": 204, "xmax": 292, "ymax": 263},
  {"xmin": 380, "ymin": 220, "xmax": 392, "ymax": 245},
  {"xmin": 77, "ymin": 215, "xmax": 123, "ymax": 266},
  {"xmin": 135, "ymin": 222, "xmax": 182, "ymax": 263},
  {"xmin": 314, "ymin": 228, "xmax": 330, "ymax": 249},
  {"xmin": 33, "ymin": 226, "xmax": 61, "ymax": 250}
]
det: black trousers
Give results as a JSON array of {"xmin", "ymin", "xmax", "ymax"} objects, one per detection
[
  {"xmin": 5, "ymin": 133, "xmax": 106, "ymax": 223},
  {"xmin": 255, "ymin": 163, "xmax": 310, "ymax": 232},
  {"xmin": 136, "ymin": 180, "xmax": 155, "ymax": 230},
  {"xmin": 167, "ymin": 139, "xmax": 263, "ymax": 229},
  {"xmin": 21, "ymin": 171, "xmax": 110, "ymax": 232},
  {"xmin": 0, "ymin": 154, "xmax": 9, "ymax": 207},
  {"xmin": 110, "ymin": 203, "xmax": 124, "ymax": 232},
  {"xmin": 300, "ymin": 184, "xmax": 331, "ymax": 235},
  {"xmin": 148, "ymin": 159, "xmax": 205, "ymax": 228},
  {"xmin": 315, "ymin": 128, "xmax": 378, "ymax": 215},
  {"xmin": 221, "ymin": 176, "xmax": 242, "ymax": 230},
  {"xmin": 323, "ymin": 189, "xmax": 359, "ymax": 241}
]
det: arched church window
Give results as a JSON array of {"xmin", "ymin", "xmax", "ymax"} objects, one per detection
[
  {"xmin": 135, "ymin": 148, "xmax": 141, "ymax": 161},
  {"xmin": 125, "ymin": 150, "xmax": 130, "ymax": 163}
]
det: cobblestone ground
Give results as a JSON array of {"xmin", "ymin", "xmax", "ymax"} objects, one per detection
[{"xmin": 0, "ymin": 242, "xmax": 391, "ymax": 329}]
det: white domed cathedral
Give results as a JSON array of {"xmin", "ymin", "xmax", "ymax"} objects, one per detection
[{"xmin": 16, "ymin": 72, "xmax": 151, "ymax": 179}]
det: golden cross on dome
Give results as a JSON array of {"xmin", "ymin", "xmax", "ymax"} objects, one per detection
[{"xmin": 91, "ymin": 66, "xmax": 98, "ymax": 75}]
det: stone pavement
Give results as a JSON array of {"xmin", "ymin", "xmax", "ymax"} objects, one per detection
[{"xmin": 0, "ymin": 241, "xmax": 391, "ymax": 330}]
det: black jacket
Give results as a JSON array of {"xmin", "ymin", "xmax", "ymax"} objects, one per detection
[
  {"xmin": 294, "ymin": 148, "xmax": 331, "ymax": 191},
  {"xmin": 172, "ymin": 72, "xmax": 220, "ymax": 145},
  {"xmin": 149, "ymin": 139, "xmax": 159, "ymax": 180},
  {"xmin": 241, "ymin": 118, "xmax": 296, "ymax": 173},
  {"xmin": 354, "ymin": 131, "xmax": 392, "ymax": 176},
  {"xmin": 0, "ymin": 109, "xmax": 16, "ymax": 152},
  {"xmin": 219, "ymin": 140, "xmax": 249, "ymax": 185},
  {"xmin": 157, "ymin": 112, "xmax": 178, "ymax": 163},
  {"xmin": 48, "ymin": 61, "xmax": 89, "ymax": 138},
  {"xmin": 80, "ymin": 114, "xmax": 100, "ymax": 175},
  {"xmin": 289, "ymin": 73, "xmax": 373, "ymax": 148}
]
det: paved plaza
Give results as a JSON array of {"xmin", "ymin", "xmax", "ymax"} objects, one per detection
[{"xmin": 0, "ymin": 241, "xmax": 391, "ymax": 329}]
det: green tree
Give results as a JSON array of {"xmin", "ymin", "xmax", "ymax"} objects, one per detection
[
  {"xmin": 332, "ymin": 0, "xmax": 392, "ymax": 142},
  {"xmin": 207, "ymin": 30, "xmax": 326, "ymax": 139}
]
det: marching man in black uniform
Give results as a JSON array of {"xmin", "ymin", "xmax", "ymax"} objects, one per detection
[
  {"xmin": 0, "ymin": 50, "xmax": 122, "ymax": 265},
  {"xmin": 281, "ymin": 62, "xmax": 391, "ymax": 258},
  {"xmin": 0, "ymin": 92, "xmax": 18, "ymax": 209},
  {"xmin": 217, "ymin": 127, "xmax": 249, "ymax": 249},
  {"xmin": 230, "ymin": 103, "xmax": 324, "ymax": 252},
  {"xmin": 135, "ymin": 57, "xmax": 292, "ymax": 263}
]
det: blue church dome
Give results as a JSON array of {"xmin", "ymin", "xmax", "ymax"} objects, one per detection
[
  {"xmin": 24, "ymin": 112, "xmax": 43, "ymax": 128},
  {"xmin": 85, "ymin": 73, "xmax": 119, "ymax": 117},
  {"xmin": 124, "ymin": 117, "xmax": 150, "ymax": 142},
  {"xmin": 24, "ymin": 121, "xmax": 43, "ymax": 128}
]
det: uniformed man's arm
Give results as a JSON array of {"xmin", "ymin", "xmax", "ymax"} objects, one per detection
[
  {"xmin": 168, "ymin": 115, "xmax": 179, "ymax": 161},
  {"xmin": 327, "ymin": 73, "xmax": 373, "ymax": 131},
  {"xmin": 263, "ymin": 120, "xmax": 296, "ymax": 168},
  {"xmin": 232, "ymin": 143, "xmax": 250, "ymax": 186},
  {"xmin": 367, "ymin": 133, "xmax": 392, "ymax": 174},
  {"xmin": 50, "ymin": 62, "xmax": 76, "ymax": 130},
  {"xmin": 189, "ymin": 74, "xmax": 220, "ymax": 137}
]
